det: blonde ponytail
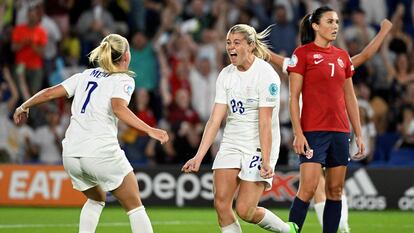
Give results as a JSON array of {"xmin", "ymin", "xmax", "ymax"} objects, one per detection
[{"xmin": 88, "ymin": 34, "xmax": 135, "ymax": 76}]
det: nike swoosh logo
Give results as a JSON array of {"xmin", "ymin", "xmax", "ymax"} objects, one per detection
[{"xmin": 314, "ymin": 59, "xmax": 324, "ymax": 64}]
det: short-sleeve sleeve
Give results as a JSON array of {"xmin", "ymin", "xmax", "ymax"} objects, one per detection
[
  {"xmin": 61, "ymin": 74, "xmax": 81, "ymax": 98},
  {"xmin": 111, "ymin": 75, "xmax": 135, "ymax": 104},
  {"xmin": 214, "ymin": 69, "xmax": 227, "ymax": 104},
  {"xmin": 258, "ymin": 66, "xmax": 280, "ymax": 107},
  {"xmin": 345, "ymin": 53, "xmax": 355, "ymax": 78},
  {"xmin": 287, "ymin": 47, "xmax": 306, "ymax": 76}
]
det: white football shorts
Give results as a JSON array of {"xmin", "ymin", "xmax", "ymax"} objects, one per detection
[
  {"xmin": 63, "ymin": 153, "xmax": 133, "ymax": 192},
  {"xmin": 212, "ymin": 144, "xmax": 277, "ymax": 190}
]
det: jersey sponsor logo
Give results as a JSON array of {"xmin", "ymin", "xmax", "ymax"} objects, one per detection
[
  {"xmin": 337, "ymin": 57, "xmax": 344, "ymax": 68},
  {"xmin": 313, "ymin": 53, "xmax": 323, "ymax": 59},
  {"xmin": 345, "ymin": 168, "xmax": 386, "ymax": 210},
  {"xmin": 268, "ymin": 83, "xmax": 278, "ymax": 96},
  {"xmin": 314, "ymin": 59, "xmax": 324, "ymax": 64},
  {"xmin": 288, "ymin": 55, "xmax": 298, "ymax": 67},
  {"xmin": 398, "ymin": 186, "xmax": 414, "ymax": 210},
  {"xmin": 124, "ymin": 85, "xmax": 134, "ymax": 96}
]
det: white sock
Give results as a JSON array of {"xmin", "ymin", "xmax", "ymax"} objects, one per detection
[
  {"xmin": 339, "ymin": 195, "xmax": 350, "ymax": 232},
  {"xmin": 257, "ymin": 208, "xmax": 290, "ymax": 233},
  {"xmin": 221, "ymin": 220, "xmax": 242, "ymax": 233},
  {"xmin": 127, "ymin": 206, "xmax": 153, "ymax": 233},
  {"xmin": 79, "ymin": 199, "xmax": 105, "ymax": 233},
  {"xmin": 314, "ymin": 202, "xmax": 325, "ymax": 226}
]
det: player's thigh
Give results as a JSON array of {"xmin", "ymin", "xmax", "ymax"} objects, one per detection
[
  {"xmin": 297, "ymin": 162, "xmax": 322, "ymax": 200},
  {"xmin": 213, "ymin": 169, "xmax": 240, "ymax": 204},
  {"xmin": 236, "ymin": 180, "xmax": 266, "ymax": 210},
  {"xmin": 325, "ymin": 165, "xmax": 347, "ymax": 199},
  {"xmin": 82, "ymin": 186, "xmax": 106, "ymax": 202},
  {"xmin": 111, "ymin": 171, "xmax": 142, "ymax": 211}
]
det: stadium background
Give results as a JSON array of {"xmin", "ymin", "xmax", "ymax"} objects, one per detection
[{"xmin": 0, "ymin": 0, "xmax": 413, "ymax": 232}]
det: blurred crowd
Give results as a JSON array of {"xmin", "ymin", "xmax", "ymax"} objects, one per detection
[{"xmin": 0, "ymin": 0, "xmax": 414, "ymax": 167}]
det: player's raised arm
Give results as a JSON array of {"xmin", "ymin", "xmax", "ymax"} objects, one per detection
[{"xmin": 351, "ymin": 19, "xmax": 393, "ymax": 67}]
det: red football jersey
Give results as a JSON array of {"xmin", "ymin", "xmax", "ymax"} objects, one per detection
[{"xmin": 287, "ymin": 42, "xmax": 354, "ymax": 132}]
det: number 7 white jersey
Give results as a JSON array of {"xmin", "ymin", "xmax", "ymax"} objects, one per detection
[
  {"xmin": 215, "ymin": 57, "xmax": 281, "ymax": 157},
  {"xmin": 61, "ymin": 68, "xmax": 135, "ymax": 158}
]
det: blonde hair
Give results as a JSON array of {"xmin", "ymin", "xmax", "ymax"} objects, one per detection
[
  {"xmin": 88, "ymin": 34, "xmax": 134, "ymax": 76},
  {"xmin": 227, "ymin": 24, "xmax": 271, "ymax": 61}
]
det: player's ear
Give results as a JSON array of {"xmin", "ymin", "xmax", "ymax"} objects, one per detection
[{"xmin": 312, "ymin": 22, "xmax": 319, "ymax": 31}]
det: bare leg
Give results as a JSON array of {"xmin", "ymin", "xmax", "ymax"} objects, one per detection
[
  {"xmin": 111, "ymin": 171, "xmax": 152, "ymax": 233},
  {"xmin": 213, "ymin": 169, "xmax": 242, "ymax": 232},
  {"xmin": 323, "ymin": 166, "xmax": 347, "ymax": 233},
  {"xmin": 236, "ymin": 180, "xmax": 291, "ymax": 233}
]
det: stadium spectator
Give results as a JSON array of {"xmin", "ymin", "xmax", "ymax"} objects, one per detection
[
  {"xmin": 11, "ymin": 2, "xmax": 47, "ymax": 95},
  {"xmin": 169, "ymin": 88, "xmax": 203, "ymax": 164},
  {"xmin": 268, "ymin": 4, "xmax": 297, "ymax": 57},
  {"xmin": 31, "ymin": 103, "xmax": 64, "ymax": 164},
  {"xmin": 0, "ymin": 65, "xmax": 19, "ymax": 162},
  {"xmin": 182, "ymin": 24, "xmax": 298, "ymax": 233},
  {"xmin": 75, "ymin": 0, "xmax": 116, "ymax": 64},
  {"xmin": 13, "ymin": 34, "xmax": 169, "ymax": 233},
  {"xmin": 286, "ymin": 6, "xmax": 365, "ymax": 233},
  {"xmin": 189, "ymin": 54, "xmax": 218, "ymax": 122}
]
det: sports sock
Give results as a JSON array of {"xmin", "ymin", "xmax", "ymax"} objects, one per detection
[
  {"xmin": 79, "ymin": 199, "xmax": 105, "ymax": 233},
  {"xmin": 127, "ymin": 206, "xmax": 153, "ymax": 233},
  {"xmin": 314, "ymin": 202, "xmax": 325, "ymax": 226},
  {"xmin": 257, "ymin": 208, "xmax": 290, "ymax": 233},
  {"xmin": 339, "ymin": 195, "xmax": 350, "ymax": 232},
  {"xmin": 221, "ymin": 220, "xmax": 242, "ymax": 233},
  {"xmin": 289, "ymin": 196, "xmax": 310, "ymax": 232},
  {"xmin": 323, "ymin": 199, "xmax": 341, "ymax": 233}
]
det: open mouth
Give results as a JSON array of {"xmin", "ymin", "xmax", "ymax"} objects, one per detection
[{"xmin": 229, "ymin": 50, "xmax": 237, "ymax": 58}]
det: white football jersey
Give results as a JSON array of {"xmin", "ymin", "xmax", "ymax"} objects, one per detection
[
  {"xmin": 215, "ymin": 57, "xmax": 281, "ymax": 157},
  {"xmin": 61, "ymin": 68, "xmax": 134, "ymax": 157}
]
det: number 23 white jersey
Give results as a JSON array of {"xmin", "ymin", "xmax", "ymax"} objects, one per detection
[
  {"xmin": 215, "ymin": 57, "xmax": 281, "ymax": 157},
  {"xmin": 61, "ymin": 68, "xmax": 134, "ymax": 158}
]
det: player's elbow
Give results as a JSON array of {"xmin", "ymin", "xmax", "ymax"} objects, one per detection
[{"xmin": 42, "ymin": 87, "xmax": 58, "ymax": 100}]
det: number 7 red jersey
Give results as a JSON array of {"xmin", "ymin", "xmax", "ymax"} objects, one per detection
[{"xmin": 287, "ymin": 42, "xmax": 355, "ymax": 133}]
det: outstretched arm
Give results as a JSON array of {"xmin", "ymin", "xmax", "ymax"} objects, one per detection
[
  {"xmin": 112, "ymin": 98, "xmax": 169, "ymax": 144},
  {"xmin": 351, "ymin": 19, "xmax": 393, "ymax": 68},
  {"xmin": 13, "ymin": 85, "xmax": 67, "ymax": 125},
  {"xmin": 182, "ymin": 103, "xmax": 227, "ymax": 173}
]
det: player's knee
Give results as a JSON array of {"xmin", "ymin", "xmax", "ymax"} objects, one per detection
[
  {"xmin": 235, "ymin": 203, "xmax": 255, "ymax": 223},
  {"xmin": 214, "ymin": 197, "xmax": 231, "ymax": 213},
  {"xmin": 325, "ymin": 183, "xmax": 343, "ymax": 200},
  {"xmin": 298, "ymin": 184, "xmax": 318, "ymax": 201}
]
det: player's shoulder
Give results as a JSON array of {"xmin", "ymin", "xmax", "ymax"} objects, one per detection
[
  {"xmin": 220, "ymin": 63, "xmax": 236, "ymax": 75},
  {"xmin": 255, "ymin": 57, "xmax": 277, "ymax": 73},
  {"xmin": 294, "ymin": 43, "xmax": 312, "ymax": 53},
  {"xmin": 331, "ymin": 45, "xmax": 349, "ymax": 56}
]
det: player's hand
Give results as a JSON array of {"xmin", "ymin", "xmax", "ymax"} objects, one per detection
[
  {"xmin": 351, "ymin": 136, "xmax": 366, "ymax": 161},
  {"xmin": 148, "ymin": 128, "xmax": 169, "ymax": 144},
  {"xmin": 293, "ymin": 133, "xmax": 312, "ymax": 158},
  {"xmin": 13, "ymin": 106, "xmax": 29, "ymax": 126},
  {"xmin": 181, "ymin": 157, "xmax": 202, "ymax": 173},
  {"xmin": 260, "ymin": 162, "xmax": 274, "ymax": 179},
  {"xmin": 380, "ymin": 19, "xmax": 393, "ymax": 33}
]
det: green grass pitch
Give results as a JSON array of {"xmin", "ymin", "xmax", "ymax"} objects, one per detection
[{"xmin": 0, "ymin": 207, "xmax": 413, "ymax": 233}]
